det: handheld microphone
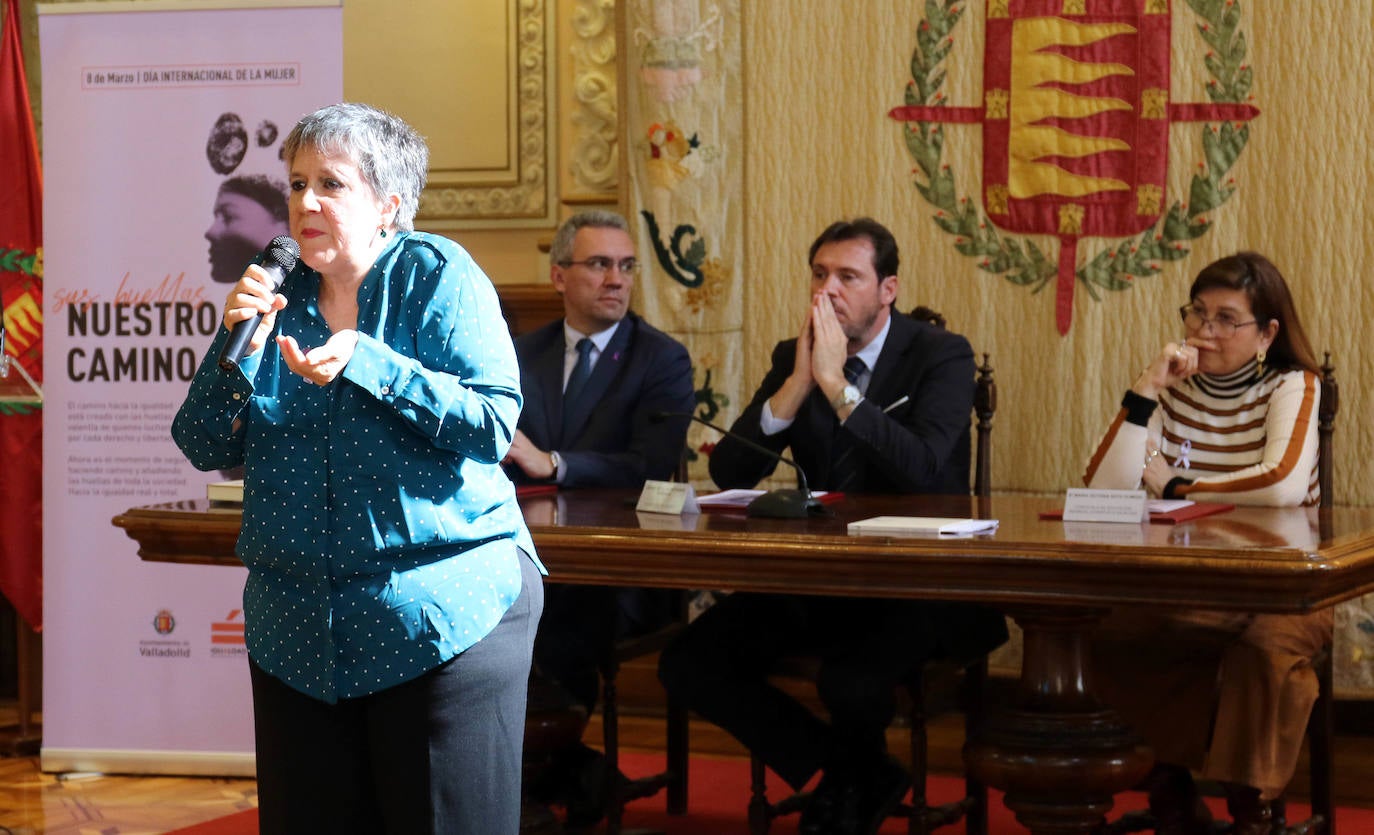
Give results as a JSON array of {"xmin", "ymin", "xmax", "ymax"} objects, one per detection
[
  {"xmin": 217, "ymin": 236, "xmax": 300, "ymax": 372},
  {"xmin": 651, "ymin": 411, "xmax": 826, "ymax": 519}
]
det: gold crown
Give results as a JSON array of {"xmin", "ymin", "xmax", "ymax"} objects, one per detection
[
  {"xmin": 986, "ymin": 184, "xmax": 1010, "ymax": 216},
  {"xmin": 1137, "ymin": 184, "xmax": 1163, "ymax": 216},
  {"xmin": 985, "ymin": 89, "xmax": 1011, "ymax": 120},
  {"xmin": 1141, "ymin": 89, "xmax": 1169, "ymax": 119},
  {"xmin": 1058, "ymin": 204, "xmax": 1086, "ymax": 235}
]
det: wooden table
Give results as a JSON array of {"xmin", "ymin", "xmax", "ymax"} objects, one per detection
[{"xmin": 114, "ymin": 492, "xmax": 1374, "ymax": 834}]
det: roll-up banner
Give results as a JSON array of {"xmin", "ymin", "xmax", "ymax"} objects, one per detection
[{"xmin": 39, "ymin": 0, "xmax": 341, "ymax": 775}]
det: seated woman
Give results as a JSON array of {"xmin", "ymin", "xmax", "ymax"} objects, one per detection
[{"xmin": 1082, "ymin": 251, "xmax": 1325, "ymax": 835}]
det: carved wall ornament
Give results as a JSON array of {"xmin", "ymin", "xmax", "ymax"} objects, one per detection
[
  {"xmin": 568, "ymin": 0, "xmax": 618, "ymax": 197},
  {"xmin": 418, "ymin": 0, "xmax": 555, "ymax": 228}
]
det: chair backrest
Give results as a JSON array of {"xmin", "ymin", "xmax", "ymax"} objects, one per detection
[
  {"xmin": 1318, "ymin": 352, "xmax": 1338, "ymax": 509},
  {"xmin": 908, "ymin": 305, "xmax": 947, "ymax": 330},
  {"xmin": 973, "ymin": 354, "xmax": 995, "ymax": 500},
  {"xmin": 908, "ymin": 306, "xmax": 994, "ymax": 500}
]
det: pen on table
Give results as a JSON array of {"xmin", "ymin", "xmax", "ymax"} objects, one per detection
[{"xmin": 883, "ymin": 395, "xmax": 910, "ymax": 413}]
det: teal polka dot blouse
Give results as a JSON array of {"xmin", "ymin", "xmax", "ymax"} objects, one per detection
[{"xmin": 173, "ymin": 231, "xmax": 544, "ymax": 703}]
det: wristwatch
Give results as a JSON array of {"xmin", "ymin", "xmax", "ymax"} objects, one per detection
[
  {"xmin": 548, "ymin": 450, "xmax": 562, "ymax": 479},
  {"xmin": 830, "ymin": 384, "xmax": 863, "ymax": 412}
]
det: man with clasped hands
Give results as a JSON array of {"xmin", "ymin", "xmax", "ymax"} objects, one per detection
[{"xmin": 658, "ymin": 217, "xmax": 1007, "ymax": 835}]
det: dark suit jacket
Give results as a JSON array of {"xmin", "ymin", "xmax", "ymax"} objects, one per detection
[
  {"xmin": 513, "ymin": 311, "xmax": 695, "ymax": 488},
  {"xmin": 707, "ymin": 311, "xmax": 1001, "ymax": 664},
  {"xmin": 709, "ymin": 311, "xmax": 974, "ymax": 495}
]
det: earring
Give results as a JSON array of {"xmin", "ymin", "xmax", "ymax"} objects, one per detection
[
  {"xmin": 1256, "ymin": 347, "xmax": 1267, "ymax": 374},
  {"xmin": 378, "ymin": 227, "xmax": 387, "ymax": 239}
]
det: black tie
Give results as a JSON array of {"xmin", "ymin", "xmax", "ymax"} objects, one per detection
[
  {"xmin": 829, "ymin": 357, "xmax": 867, "ymax": 492},
  {"xmin": 563, "ymin": 338, "xmax": 594, "ymax": 433}
]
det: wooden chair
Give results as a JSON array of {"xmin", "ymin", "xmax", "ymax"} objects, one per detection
[
  {"xmin": 598, "ymin": 456, "xmax": 693, "ymax": 835},
  {"xmin": 1102, "ymin": 353, "xmax": 1339, "ymax": 835},
  {"xmin": 1275, "ymin": 351, "xmax": 1339, "ymax": 835},
  {"xmin": 746, "ymin": 307, "xmax": 996, "ymax": 835},
  {"xmin": 597, "ymin": 622, "xmax": 689, "ymax": 834}
]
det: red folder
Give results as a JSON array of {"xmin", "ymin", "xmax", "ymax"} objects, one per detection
[{"xmin": 1147, "ymin": 502, "xmax": 1234, "ymax": 524}]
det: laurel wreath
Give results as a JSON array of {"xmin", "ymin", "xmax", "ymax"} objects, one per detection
[
  {"xmin": 0, "ymin": 247, "xmax": 40, "ymax": 277},
  {"xmin": 903, "ymin": 0, "xmax": 1253, "ymax": 298}
]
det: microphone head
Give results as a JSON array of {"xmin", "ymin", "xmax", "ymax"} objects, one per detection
[{"xmin": 265, "ymin": 236, "xmax": 300, "ymax": 272}]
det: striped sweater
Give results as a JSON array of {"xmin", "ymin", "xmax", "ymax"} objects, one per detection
[{"xmin": 1084, "ymin": 361, "xmax": 1320, "ymax": 506}]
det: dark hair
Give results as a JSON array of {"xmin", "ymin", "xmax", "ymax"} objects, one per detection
[
  {"xmin": 808, "ymin": 217, "xmax": 899, "ymax": 279},
  {"xmin": 218, "ymin": 174, "xmax": 289, "ymax": 223},
  {"xmin": 1190, "ymin": 251, "xmax": 1319, "ymax": 375}
]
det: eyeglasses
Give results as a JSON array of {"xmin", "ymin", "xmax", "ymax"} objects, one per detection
[
  {"xmin": 1178, "ymin": 304, "xmax": 1257, "ymax": 338},
  {"xmin": 559, "ymin": 256, "xmax": 638, "ymax": 276}
]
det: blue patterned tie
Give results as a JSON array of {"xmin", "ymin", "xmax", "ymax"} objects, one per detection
[{"xmin": 562, "ymin": 338, "xmax": 594, "ymax": 433}]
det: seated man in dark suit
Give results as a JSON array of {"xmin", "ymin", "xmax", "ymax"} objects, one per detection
[
  {"xmin": 504, "ymin": 210, "xmax": 695, "ymax": 825},
  {"xmin": 658, "ymin": 217, "xmax": 1006, "ymax": 835}
]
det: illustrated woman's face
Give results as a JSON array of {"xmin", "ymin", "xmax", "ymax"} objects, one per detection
[{"xmin": 205, "ymin": 191, "xmax": 287, "ymax": 284}]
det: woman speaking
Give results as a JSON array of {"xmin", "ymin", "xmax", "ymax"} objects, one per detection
[{"xmin": 174, "ymin": 103, "xmax": 543, "ymax": 834}]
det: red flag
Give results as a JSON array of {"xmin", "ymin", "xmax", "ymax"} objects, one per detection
[{"xmin": 0, "ymin": 0, "xmax": 44, "ymax": 631}]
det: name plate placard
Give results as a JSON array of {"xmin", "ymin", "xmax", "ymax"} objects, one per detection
[
  {"xmin": 1061, "ymin": 488, "xmax": 1148, "ymax": 524},
  {"xmin": 635, "ymin": 480, "xmax": 700, "ymax": 515}
]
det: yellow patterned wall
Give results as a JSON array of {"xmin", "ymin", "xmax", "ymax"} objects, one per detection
[{"xmin": 740, "ymin": 1, "xmax": 1374, "ymax": 503}]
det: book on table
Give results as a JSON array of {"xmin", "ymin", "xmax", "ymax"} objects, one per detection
[
  {"xmin": 206, "ymin": 479, "xmax": 243, "ymax": 503},
  {"xmin": 847, "ymin": 516, "xmax": 999, "ymax": 537}
]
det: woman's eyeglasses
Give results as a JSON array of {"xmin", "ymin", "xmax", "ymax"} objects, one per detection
[
  {"xmin": 1179, "ymin": 305, "xmax": 1256, "ymax": 338},
  {"xmin": 559, "ymin": 256, "xmax": 639, "ymax": 276}
]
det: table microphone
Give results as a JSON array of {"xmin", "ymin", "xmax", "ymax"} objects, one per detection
[
  {"xmin": 218, "ymin": 236, "xmax": 300, "ymax": 372},
  {"xmin": 651, "ymin": 411, "xmax": 825, "ymax": 519}
]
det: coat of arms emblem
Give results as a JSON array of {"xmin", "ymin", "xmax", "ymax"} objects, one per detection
[{"xmin": 890, "ymin": 0, "xmax": 1259, "ymax": 334}]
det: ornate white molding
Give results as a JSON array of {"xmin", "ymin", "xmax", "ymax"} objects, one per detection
[
  {"xmin": 418, "ymin": 0, "xmax": 555, "ymax": 229},
  {"xmin": 567, "ymin": 0, "xmax": 618, "ymax": 197}
]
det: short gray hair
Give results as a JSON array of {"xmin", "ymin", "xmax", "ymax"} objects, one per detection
[
  {"xmin": 549, "ymin": 210, "xmax": 631, "ymax": 266},
  {"xmin": 282, "ymin": 102, "xmax": 428, "ymax": 231}
]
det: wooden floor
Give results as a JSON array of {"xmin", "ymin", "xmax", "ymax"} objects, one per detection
[
  {"xmin": 4, "ymin": 671, "xmax": 1374, "ymax": 834},
  {"xmin": 0, "ymin": 703, "xmax": 258, "ymax": 835}
]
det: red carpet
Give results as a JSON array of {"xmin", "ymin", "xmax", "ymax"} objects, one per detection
[{"xmin": 168, "ymin": 750, "xmax": 1374, "ymax": 834}]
